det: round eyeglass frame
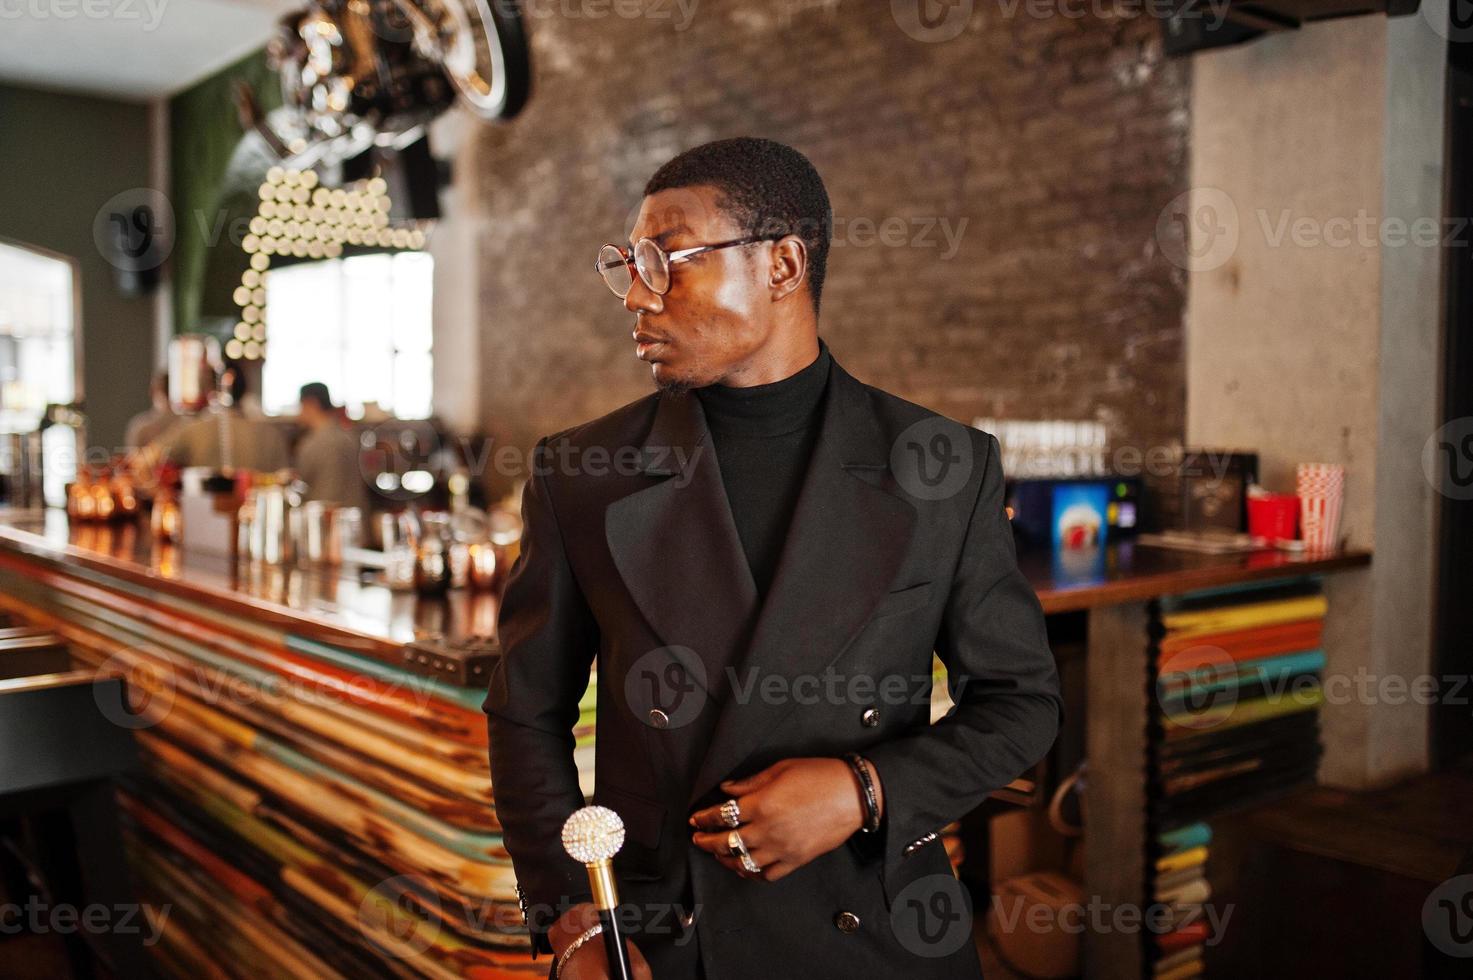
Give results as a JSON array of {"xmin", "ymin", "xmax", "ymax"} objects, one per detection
[{"xmin": 596, "ymin": 234, "xmax": 779, "ymax": 298}]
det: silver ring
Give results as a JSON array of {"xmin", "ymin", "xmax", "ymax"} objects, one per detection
[
  {"xmin": 726, "ymin": 829, "xmax": 761, "ymax": 874},
  {"xmin": 720, "ymin": 798, "xmax": 742, "ymax": 828}
]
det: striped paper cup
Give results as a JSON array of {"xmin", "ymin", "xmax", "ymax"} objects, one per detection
[{"xmin": 1296, "ymin": 463, "xmax": 1344, "ymax": 551}]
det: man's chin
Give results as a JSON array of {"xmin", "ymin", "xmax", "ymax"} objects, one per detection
[{"xmin": 651, "ymin": 363, "xmax": 696, "ymax": 397}]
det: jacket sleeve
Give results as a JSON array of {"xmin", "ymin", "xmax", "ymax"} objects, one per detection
[
  {"xmin": 483, "ymin": 437, "xmax": 598, "ymax": 954},
  {"xmin": 862, "ymin": 431, "xmax": 1063, "ymax": 889}
]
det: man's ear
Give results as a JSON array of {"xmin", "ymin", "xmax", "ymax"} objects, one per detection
[{"xmin": 768, "ymin": 235, "xmax": 808, "ymax": 303}]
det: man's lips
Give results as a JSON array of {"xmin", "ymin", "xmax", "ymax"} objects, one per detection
[{"xmin": 633, "ymin": 330, "xmax": 669, "ymax": 361}]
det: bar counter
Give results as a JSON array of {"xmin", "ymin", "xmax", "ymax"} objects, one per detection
[
  {"xmin": 0, "ymin": 508, "xmax": 561, "ymax": 979},
  {"xmin": 0, "ymin": 508, "xmax": 1370, "ymax": 979},
  {"xmin": 0, "ymin": 509, "xmax": 498, "ymax": 678},
  {"xmin": 0, "ymin": 507, "xmax": 1371, "ymax": 629}
]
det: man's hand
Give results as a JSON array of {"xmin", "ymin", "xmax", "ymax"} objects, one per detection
[
  {"xmin": 548, "ymin": 903, "xmax": 652, "ymax": 980},
  {"xmin": 688, "ymin": 757, "xmax": 884, "ymax": 883}
]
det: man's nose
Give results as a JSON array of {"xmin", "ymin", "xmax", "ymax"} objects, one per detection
[{"xmin": 624, "ymin": 274, "xmax": 663, "ymax": 316}]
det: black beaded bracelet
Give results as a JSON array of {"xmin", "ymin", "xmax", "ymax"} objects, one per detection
[{"xmin": 844, "ymin": 753, "xmax": 881, "ymax": 834}]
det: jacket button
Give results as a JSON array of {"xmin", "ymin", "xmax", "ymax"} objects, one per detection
[
  {"xmin": 861, "ymin": 706, "xmax": 880, "ymax": 728},
  {"xmin": 834, "ymin": 911, "xmax": 860, "ymax": 934},
  {"xmin": 679, "ymin": 910, "xmax": 695, "ymax": 929},
  {"xmin": 647, "ymin": 708, "xmax": 669, "ymax": 729}
]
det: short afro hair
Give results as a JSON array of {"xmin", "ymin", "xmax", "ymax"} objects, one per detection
[{"xmin": 644, "ymin": 137, "xmax": 832, "ymax": 315}]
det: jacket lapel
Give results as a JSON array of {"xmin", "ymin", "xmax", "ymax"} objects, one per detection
[
  {"xmin": 605, "ymin": 391, "xmax": 760, "ymax": 701},
  {"xmin": 688, "ymin": 358, "xmax": 918, "ymax": 804}
]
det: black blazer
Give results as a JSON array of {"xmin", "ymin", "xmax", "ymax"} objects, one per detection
[{"xmin": 484, "ymin": 349, "xmax": 1062, "ymax": 978}]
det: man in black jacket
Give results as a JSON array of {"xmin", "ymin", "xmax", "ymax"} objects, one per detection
[{"xmin": 484, "ymin": 137, "xmax": 1062, "ymax": 979}]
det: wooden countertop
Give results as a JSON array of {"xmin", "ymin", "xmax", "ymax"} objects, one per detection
[
  {"xmin": 0, "ymin": 508, "xmax": 1371, "ymax": 656},
  {"xmin": 1021, "ymin": 536, "xmax": 1371, "ymax": 614},
  {"xmin": 0, "ymin": 509, "xmax": 496, "ymax": 667}
]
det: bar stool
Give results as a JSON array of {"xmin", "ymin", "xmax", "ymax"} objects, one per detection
[
  {"xmin": 0, "ymin": 627, "xmax": 71, "ymax": 680},
  {"xmin": 0, "ymin": 628, "xmax": 157, "ymax": 979}
]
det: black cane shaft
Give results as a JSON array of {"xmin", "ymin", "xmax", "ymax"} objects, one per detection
[{"xmin": 597, "ymin": 906, "xmax": 633, "ymax": 980}]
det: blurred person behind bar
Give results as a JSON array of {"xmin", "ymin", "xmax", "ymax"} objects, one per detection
[
  {"xmin": 293, "ymin": 381, "xmax": 370, "ymax": 512},
  {"xmin": 159, "ymin": 362, "xmax": 290, "ymax": 473},
  {"xmin": 123, "ymin": 370, "xmax": 181, "ymax": 451}
]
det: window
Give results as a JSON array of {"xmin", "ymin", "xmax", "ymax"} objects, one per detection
[
  {"xmin": 0, "ymin": 239, "xmax": 78, "ymax": 432},
  {"xmin": 261, "ymin": 251, "xmax": 433, "ymax": 419},
  {"xmin": 0, "ymin": 239, "xmax": 80, "ymax": 508}
]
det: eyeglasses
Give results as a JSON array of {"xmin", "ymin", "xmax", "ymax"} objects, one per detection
[{"xmin": 596, "ymin": 235, "xmax": 777, "ymax": 298}]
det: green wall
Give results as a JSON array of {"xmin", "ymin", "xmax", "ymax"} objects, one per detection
[
  {"xmin": 0, "ymin": 84, "xmax": 155, "ymax": 453},
  {"xmin": 169, "ymin": 49, "xmax": 280, "ymax": 340}
]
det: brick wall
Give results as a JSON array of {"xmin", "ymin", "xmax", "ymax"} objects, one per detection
[{"xmin": 470, "ymin": 0, "xmax": 1189, "ymax": 486}]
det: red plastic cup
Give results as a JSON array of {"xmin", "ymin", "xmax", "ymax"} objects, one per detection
[{"xmin": 1247, "ymin": 493, "xmax": 1299, "ymax": 544}]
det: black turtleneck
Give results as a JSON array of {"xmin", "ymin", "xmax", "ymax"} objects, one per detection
[{"xmin": 695, "ymin": 338, "xmax": 832, "ymax": 599}]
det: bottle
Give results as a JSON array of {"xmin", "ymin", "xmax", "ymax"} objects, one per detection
[
  {"xmin": 413, "ymin": 511, "xmax": 452, "ymax": 596},
  {"xmin": 151, "ymin": 489, "xmax": 182, "ymax": 543}
]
